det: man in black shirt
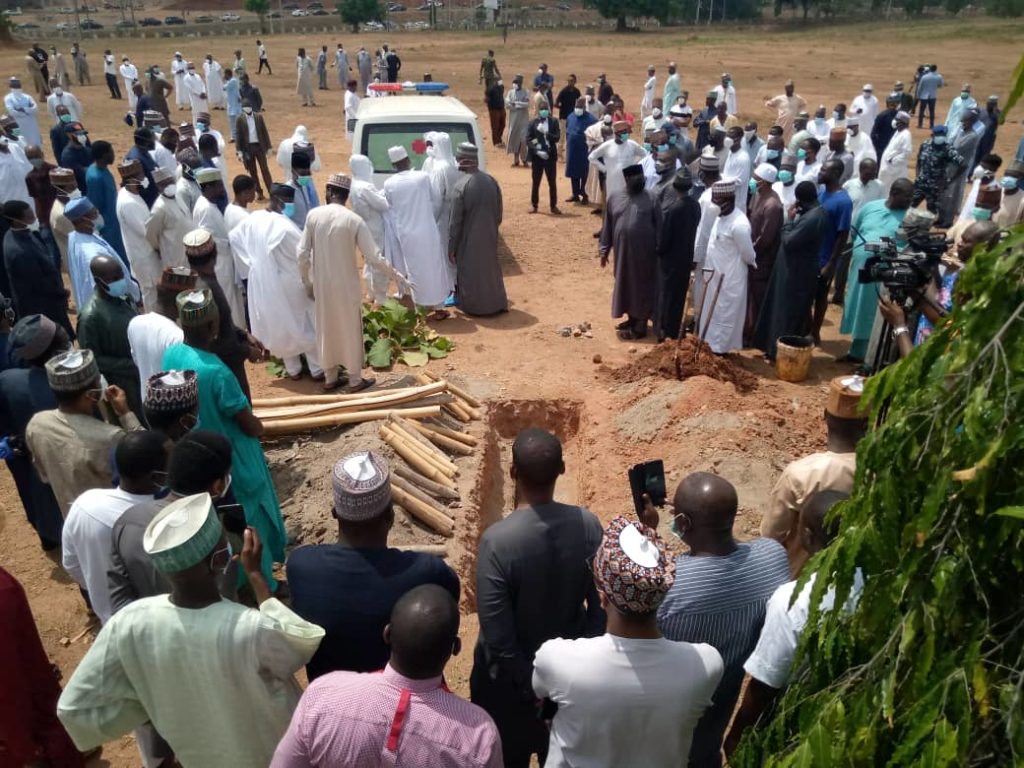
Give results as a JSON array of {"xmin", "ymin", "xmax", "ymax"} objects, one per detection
[
  {"xmin": 485, "ymin": 79, "xmax": 506, "ymax": 148},
  {"xmin": 470, "ymin": 428, "xmax": 605, "ymax": 768},
  {"xmin": 287, "ymin": 451, "xmax": 459, "ymax": 680},
  {"xmin": 555, "ymin": 74, "xmax": 581, "ymax": 157}
]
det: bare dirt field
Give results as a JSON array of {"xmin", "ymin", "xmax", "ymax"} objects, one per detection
[{"xmin": 1, "ymin": 19, "xmax": 1022, "ymax": 765}]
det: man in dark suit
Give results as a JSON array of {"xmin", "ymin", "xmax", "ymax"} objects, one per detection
[
  {"xmin": 124, "ymin": 127, "xmax": 159, "ymax": 208},
  {"xmin": 235, "ymin": 99, "xmax": 274, "ymax": 200},
  {"xmin": 527, "ymin": 102, "xmax": 561, "ymax": 216}
]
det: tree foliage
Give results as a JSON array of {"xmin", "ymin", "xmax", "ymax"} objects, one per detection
[
  {"xmin": 362, "ymin": 300, "xmax": 453, "ymax": 369},
  {"xmin": 335, "ymin": 0, "xmax": 384, "ymax": 31},
  {"xmin": 733, "ymin": 222, "xmax": 1024, "ymax": 765},
  {"xmin": 244, "ymin": 0, "xmax": 271, "ymax": 31},
  {"xmin": 582, "ymin": 0, "xmax": 671, "ymax": 29}
]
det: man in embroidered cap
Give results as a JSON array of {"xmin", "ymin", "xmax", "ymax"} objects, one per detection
[
  {"xmin": 599, "ymin": 163, "xmax": 660, "ymax": 340},
  {"xmin": 58, "ymin": 493, "xmax": 324, "ymax": 767},
  {"xmin": 48, "ymin": 165, "xmax": 78, "ymax": 264},
  {"xmin": 182, "ymin": 229, "xmax": 263, "ymax": 399},
  {"xmin": 533, "ymin": 515, "xmax": 723, "ymax": 768},
  {"xmin": 175, "ymin": 147, "xmax": 202, "ymax": 212},
  {"xmin": 146, "ymin": 166, "xmax": 192, "ymax": 270},
  {"xmin": 192, "ymin": 173, "xmax": 246, "ymax": 327},
  {"xmin": 127, "ymin": 266, "xmax": 194, "ymax": 404},
  {"xmin": 163, "ymin": 289, "xmax": 285, "ymax": 589},
  {"xmin": 744, "ymin": 162, "xmax": 783, "ymax": 346},
  {"xmin": 230, "ymin": 181, "xmax": 321, "ymax": 381},
  {"xmin": 588, "ymin": 120, "xmax": 646, "ymax": 203},
  {"xmin": 25, "ymin": 349, "xmax": 142, "ymax": 515},
  {"xmin": 698, "ymin": 178, "xmax": 756, "ymax": 354},
  {"xmin": 115, "ymin": 159, "xmax": 160, "ymax": 308},
  {"xmin": 382, "ymin": 146, "xmax": 451, "ymax": 315},
  {"xmin": 142, "ymin": 369, "xmax": 198, "ymax": 442},
  {"xmin": 0, "ymin": 314, "xmax": 69, "ymax": 549},
  {"xmin": 288, "ymin": 451, "xmax": 458, "ymax": 679}
]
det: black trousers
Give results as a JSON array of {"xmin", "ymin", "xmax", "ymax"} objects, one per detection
[
  {"xmin": 570, "ymin": 172, "xmax": 587, "ymax": 198},
  {"xmin": 657, "ymin": 258, "xmax": 692, "ymax": 341},
  {"xmin": 470, "ymin": 664, "xmax": 549, "ymax": 768},
  {"xmin": 917, "ymin": 98, "xmax": 936, "ymax": 128},
  {"xmin": 258, "ymin": 57, "xmax": 272, "ymax": 74},
  {"xmin": 105, "ymin": 72, "xmax": 121, "ymax": 98},
  {"xmin": 531, "ymin": 157, "xmax": 557, "ymax": 210}
]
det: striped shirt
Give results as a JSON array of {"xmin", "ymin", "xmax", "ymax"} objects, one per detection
[{"xmin": 656, "ymin": 539, "xmax": 790, "ymax": 767}]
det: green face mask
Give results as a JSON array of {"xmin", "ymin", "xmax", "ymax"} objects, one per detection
[
  {"xmin": 779, "ymin": 170, "xmax": 794, "ymax": 184},
  {"xmin": 748, "ymin": 178, "xmax": 758, "ymax": 195},
  {"xmin": 60, "ymin": 114, "xmax": 74, "ymax": 123},
  {"xmin": 617, "ymin": 132, "xmax": 629, "ymax": 142},
  {"xmin": 297, "ymin": 175, "xmax": 313, "ymax": 187},
  {"xmin": 797, "ymin": 148, "xmax": 807, "ymax": 160},
  {"xmin": 539, "ymin": 109, "xmax": 549, "ymax": 119},
  {"xmin": 960, "ymin": 92, "xmax": 970, "ymax": 100}
]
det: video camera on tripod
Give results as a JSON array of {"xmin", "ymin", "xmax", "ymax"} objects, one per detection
[{"xmin": 858, "ymin": 233, "xmax": 948, "ymax": 304}]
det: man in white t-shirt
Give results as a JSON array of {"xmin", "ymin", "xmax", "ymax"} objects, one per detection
[
  {"xmin": 724, "ymin": 490, "xmax": 863, "ymax": 759},
  {"xmin": 127, "ymin": 267, "xmax": 193, "ymax": 403},
  {"xmin": 532, "ymin": 515, "xmax": 724, "ymax": 768},
  {"xmin": 344, "ymin": 78, "xmax": 360, "ymax": 139}
]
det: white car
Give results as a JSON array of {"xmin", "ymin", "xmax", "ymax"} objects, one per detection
[
  {"xmin": 291, "ymin": 8, "xmax": 308, "ymax": 15},
  {"xmin": 352, "ymin": 93, "xmax": 485, "ymax": 186},
  {"xmin": 221, "ymin": 12, "xmax": 241, "ymax": 20}
]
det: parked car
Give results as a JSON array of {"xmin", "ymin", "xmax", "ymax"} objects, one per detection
[
  {"xmin": 556, "ymin": 2, "xmax": 570, "ymax": 8},
  {"xmin": 194, "ymin": 14, "xmax": 215, "ymax": 22},
  {"xmin": 114, "ymin": 19, "xmax": 136, "ymax": 27},
  {"xmin": 282, "ymin": 2, "xmax": 300, "ymax": 8},
  {"xmin": 268, "ymin": 10, "xmax": 282, "ymax": 17},
  {"xmin": 82, "ymin": 5, "xmax": 98, "ymax": 12},
  {"xmin": 58, "ymin": 7, "xmax": 73, "ymax": 13},
  {"xmin": 164, "ymin": 14, "xmax": 185, "ymax": 23},
  {"xmin": 102, "ymin": 1, "xmax": 118, "ymax": 9},
  {"xmin": 310, "ymin": 8, "xmax": 329, "ymax": 14},
  {"xmin": 291, "ymin": 8, "xmax": 307, "ymax": 15},
  {"xmin": 2, "ymin": 7, "xmax": 24, "ymax": 15},
  {"xmin": 78, "ymin": 19, "xmax": 103, "ymax": 28},
  {"xmin": 221, "ymin": 12, "xmax": 241, "ymax": 20},
  {"xmin": 55, "ymin": 20, "xmax": 73, "ymax": 30},
  {"xmin": 387, "ymin": 3, "xmax": 407, "ymax": 10},
  {"xmin": 307, "ymin": 1, "xmax": 324, "ymax": 8},
  {"xmin": 139, "ymin": 16, "xmax": 162, "ymax": 25},
  {"xmin": 14, "ymin": 22, "xmax": 41, "ymax": 31}
]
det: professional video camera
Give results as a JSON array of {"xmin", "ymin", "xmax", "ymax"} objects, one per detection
[{"xmin": 858, "ymin": 234, "xmax": 948, "ymax": 303}]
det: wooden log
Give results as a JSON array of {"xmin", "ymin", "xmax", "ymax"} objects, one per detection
[
  {"xmin": 391, "ymin": 473, "xmax": 452, "ymax": 515},
  {"xmin": 387, "ymin": 414, "xmax": 445, "ymax": 458},
  {"xmin": 420, "ymin": 370, "xmax": 483, "ymax": 408},
  {"xmin": 424, "ymin": 420, "xmax": 479, "ymax": 447},
  {"xmin": 380, "ymin": 430, "xmax": 458, "ymax": 488},
  {"xmin": 443, "ymin": 399, "xmax": 472, "ymax": 423},
  {"xmin": 380, "ymin": 425, "xmax": 457, "ymax": 478},
  {"xmin": 391, "ymin": 484, "xmax": 454, "ymax": 537},
  {"xmin": 262, "ymin": 406, "xmax": 440, "ymax": 436},
  {"xmin": 254, "ymin": 381, "xmax": 446, "ymax": 419},
  {"xmin": 397, "ymin": 544, "xmax": 448, "ymax": 557},
  {"xmin": 393, "ymin": 463, "xmax": 460, "ymax": 500},
  {"xmin": 402, "ymin": 419, "xmax": 473, "ymax": 456},
  {"xmin": 253, "ymin": 382, "xmax": 427, "ymax": 407}
]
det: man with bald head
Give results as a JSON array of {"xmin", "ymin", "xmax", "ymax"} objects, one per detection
[
  {"xmin": 472, "ymin": 428, "xmax": 605, "ymax": 768},
  {"xmin": 273, "ymin": 585, "xmax": 502, "ymax": 767},
  {"xmin": 644, "ymin": 473, "xmax": 789, "ymax": 768},
  {"xmin": 76, "ymin": 254, "xmax": 143, "ymax": 417}
]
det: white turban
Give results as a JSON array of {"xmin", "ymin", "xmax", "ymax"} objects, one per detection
[
  {"xmin": 387, "ymin": 145, "xmax": 408, "ymax": 163},
  {"xmin": 754, "ymin": 163, "xmax": 778, "ymax": 183}
]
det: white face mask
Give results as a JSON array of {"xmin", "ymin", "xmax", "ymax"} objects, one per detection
[
  {"xmin": 140, "ymin": 177, "xmax": 150, "ymax": 190},
  {"xmin": 54, "ymin": 88, "xmax": 63, "ymax": 96},
  {"xmin": 574, "ymin": 107, "xmax": 584, "ymax": 117},
  {"xmin": 243, "ymin": 106, "xmax": 253, "ymax": 115},
  {"xmin": 971, "ymin": 166, "xmax": 987, "ymax": 180},
  {"xmin": 723, "ymin": 137, "xmax": 734, "ymax": 150},
  {"xmin": 891, "ymin": 119, "xmax": 898, "ymax": 130},
  {"xmin": 27, "ymin": 220, "xmax": 40, "ymax": 233},
  {"xmin": 161, "ymin": 185, "xmax": 176, "ymax": 198},
  {"xmin": 94, "ymin": 213, "xmax": 105, "ymax": 231},
  {"xmin": 67, "ymin": 189, "xmax": 82, "ymax": 200},
  {"xmin": 744, "ymin": 129, "xmax": 756, "ymax": 140},
  {"xmin": 652, "ymin": 108, "xmax": 663, "ymax": 118}
]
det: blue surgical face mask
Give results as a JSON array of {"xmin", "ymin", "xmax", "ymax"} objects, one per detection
[
  {"xmin": 999, "ymin": 176, "xmax": 1018, "ymax": 190},
  {"xmin": 103, "ymin": 276, "xmax": 131, "ymax": 298},
  {"xmin": 643, "ymin": 142, "xmax": 651, "ymax": 152},
  {"xmin": 748, "ymin": 178, "xmax": 758, "ymax": 195},
  {"xmin": 617, "ymin": 132, "xmax": 628, "ymax": 142},
  {"xmin": 657, "ymin": 143, "xmax": 669, "ymax": 152},
  {"xmin": 797, "ymin": 148, "xmax": 807, "ymax": 160},
  {"xmin": 814, "ymin": 116, "xmax": 825, "ymax": 124},
  {"xmin": 60, "ymin": 113, "xmax": 74, "ymax": 123},
  {"xmin": 767, "ymin": 149, "xmax": 780, "ymax": 160},
  {"xmin": 779, "ymin": 169, "xmax": 794, "ymax": 184},
  {"xmin": 283, "ymin": 202, "xmax": 296, "ymax": 218},
  {"xmin": 297, "ymin": 175, "xmax": 312, "ymax": 187},
  {"xmin": 197, "ymin": 122, "xmax": 208, "ymax": 132},
  {"xmin": 972, "ymin": 207, "xmax": 992, "ymax": 221},
  {"xmin": 960, "ymin": 91, "xmax": 970, "ymax": 100}
]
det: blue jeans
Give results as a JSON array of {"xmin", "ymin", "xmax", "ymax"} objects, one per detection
[{"xmin": 227, "ymin": 110, "xmax": 240, "ymax": 142}]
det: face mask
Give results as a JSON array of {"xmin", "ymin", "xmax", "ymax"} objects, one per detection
[
  {"xmin": 60, "ymin": 114, "xmax": 74, "ymax": 123},
  {"xmin": 297, "ymin": 175, "xmax": 312, "ymax": 187},
  {"xmin": 12, "ymin": 129, "xmax": 22, "ymax": 138},
  {"xmin": 67, "ymin": 189, "xmax": 82, "ymax": 199},
  {"xmin": 283, "ymin": 202, "xmax": 296, "ymax": 218},
  {"xmin": 933, "ymin": 136, "xmax": 947, "ymax": 145},
  {"xmin": 54, "ymin": 87, "xmax": 63, "ymax": 96},
  {"xmin": 723, "ymin": 137, "xmax": 734, "ymax": 150},
  {"xmin": 767, "ymin": 149, "xmax": 780, "ymax": 160},
  {"xmin": 972, "ymin": 207, "xmax": 992, "ymax": 221},
  {"xmin": 425, "ymin": 145, "xmax": 435, "ymax": 157},
  {"xmin": 797, "ymin": 148, "xmax": 807, "ymax": 160},
  {"xmin": 574, "ymin": 107, "xmax": 584, "ymax": 117},
  {"xmin": 30, "ymin": 157, "xmax": 44, "ymax": 169},
  {"xmin": 103, "ymin": 276, "xmax": 131, "ymax": 298},
  {"xmin": 643, "ymin": 142, "xmax": 651, "ymax": 152},
  {"xmin": 832, "ymin": 112, "xmax": 840, "ymax": 120},
  {"xmin": 743, "ymin": 129, "xmax": 756, "ymax": 141},
  {"xmin": 657, "ymin": 144, "xmax": 669, "ymax": 153},
  {"xmin": 197, "ymin": 122, "xmax": 208, "ymax": 132},
  {"xmin": 748, "ymin": 178, "xmax": 758, "ymax": 195},
  {"xmin": 972, "ymin": 166, "xmax": 987, "ymax": 181},
  {"xmin": 891, "ymin": 119, "xmax": 898, "ymax": 129},
  {"xmin": 140, "ymin": 177, "xmax": 150, "ymax": 190},
  {"xmin": 848, "ymin": 128, "xmax": 859, "ymax": 136},
  {"xmin": 26, "ymin": 220, "xmax": 40, "ymax": 233},
  {"xmin": 94, "ymin": 213, "xmax": 105, "ymax": 232},
  {"xmin": 243, "ymin": 106, "xmax": 253, "ymax": 115},
  {"xmin": 814, "ymin": 117, "xmax": 825, "ymax": 125},
  {"xmin": 960, "ymin": 92, "xmax": 969, "ymax": 100},
  {"xmin": 162, "ymin": 185, "xmax": 177, "ymax": 198},
  {"xmin": 512, "ymin": 83, "xmax": 520, "ymax": 91},
  {"xmin": 1000, "ymin": 177, "xmax": 1018, "ymax": 190},
  {"xmin": 617, "ymin": 133, "xmax": 628, "ymax": 142},
  {"xmin": 779, "ymin": 170, "xmax": 794, "ymax": 184},
  {"xmin": 539, "ymin": 109, "xmax": 550, "ymax": 119},
  {"xmin": 652, "ymin": 108, "xmax": 663, "ymax": 118},
  {"xmin": 74, "ymin": 132, "xmax": 88, "ymax": 142}
]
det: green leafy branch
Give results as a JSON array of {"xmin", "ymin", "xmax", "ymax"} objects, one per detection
[{"xmin": 363, "ymin": 299, "xmax": 453, "ymax": 370}]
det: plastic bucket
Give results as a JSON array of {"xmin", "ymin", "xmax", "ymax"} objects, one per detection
[{"xmin": 775, "ymin": 336, "xmax": 813, "ymax": 383}]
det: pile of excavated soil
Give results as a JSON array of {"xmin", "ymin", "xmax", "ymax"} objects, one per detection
[{"xmin": 609, "ymin": 339, "xmax": 759, "ymax": 392}]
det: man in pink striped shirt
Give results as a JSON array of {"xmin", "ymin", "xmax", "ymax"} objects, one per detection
[{"xmin": 271, "ymin": 584, "xmax": 503, "ymax": 767}]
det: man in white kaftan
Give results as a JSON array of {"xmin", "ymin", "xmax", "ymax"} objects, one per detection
[
  {"xmin": 722, "ymin": 126, "xmax": 752, "ymax": 211},
  {"xmin": 170, "ymin": 53, "xmax": 188, "ymax": 109},
  {"xmin": 145, "ymin": 168, "xmax": 192, "ymax": 270},
  {"xmin": 230, "ymin": 184, "xmax": 321, "ymax": 380},
  {"xmin": 850, "ymin": 85, "xmax": 879, "ymax": 133},
  {"xmin": 425, "ymin": 133, "xmax": 460, "ymax": 292},
  {"xmin": 713, "ymin": 73, "xmax": 738, "ymax": 116},
  {"xmin": 588, "ymin": 123, "xmax": 647, "ymax": 201},
  {"xmin": 0, "ymin": 138, "xmax": 33, "ymax": 207},
  {"xmin": 505, "ymin": 75, "xmax": 531, "ymax": 166},
  {"xmin": 182, "ymin": 64, "xmax": 208, "ymax": 122},
  {"xmin": 192, "ymin": 168, "xmax": 245, "ymax": 327},
  {"xmin": 119, "ymin": 57, "xmax": 139, "ymax": 110},
  {"xmin": 383, "ymin": 146, "xmax": 450, "ymax": 309},
  {"xmin": 203, "ymin": 57, "xmax": 226, "ymax": 109},
  {"xmin": 115, "ymin": 160, "xmax": 160, "ymax": 308},
  {"xmin": 640, "ymin": 66, "xmax": 656, "ymax": 119},
  {"xmin": 47, "ymin": 85, "xmax": 83, "ymax": 123},
  {"xmin": 57, "ymin": 493, "xmax": 325, "ymax": 768},
  {"xmin": 276, "ymin": 125, "xmax": 322, "ymax": 176},
  {"xmin": 4, "ymin": 79, "xmax": 42, "ymax": 148},
  {"xmin": 350, "ymin": 153, "xmax": 391, "ymax": 303},
  {"xmin": 698, "ymin": 179, "xmax": 756, "ymax": 354},
  {"xmin": 879, "ymin": 111, "xmax": 912, "ymax": 193},
  {"xmin": 845, "ymin": 117, "xmax": 876, "ymax": 169}
]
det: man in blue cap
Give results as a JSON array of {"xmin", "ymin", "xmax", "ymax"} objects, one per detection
[{"xmin": 63, "ymin": 195, "xmax": 138, "ymax": 310}]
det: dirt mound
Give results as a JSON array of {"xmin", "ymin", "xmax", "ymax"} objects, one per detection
[{"xmin": 609, "ymin": 339, "xmax": 759, "ymax": 392}]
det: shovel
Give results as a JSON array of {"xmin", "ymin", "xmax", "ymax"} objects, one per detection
[
  {"xmin": 693, "ymin": 273, "xmax": 725, "ymax": 365},
  {"xmin": 676, "ymin": 268, "xmax": 714, "ymax": 379}
]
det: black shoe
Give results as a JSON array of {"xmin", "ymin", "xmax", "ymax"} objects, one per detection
[
  {"xmin": 551, "ymin": 206, "xmax": 562, "ymax": 215},
  {"xmin": 581, "ymin": 195, "xmax": 590, "ymax": 204},
  {"xmin": 565, "ymin": 196, "xmax": 579, "ymax": 203}
]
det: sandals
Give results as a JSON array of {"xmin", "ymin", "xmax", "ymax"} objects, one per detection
[{"xmin": 346, "ymin": 377, "xmax": 376, "ymax": 394}]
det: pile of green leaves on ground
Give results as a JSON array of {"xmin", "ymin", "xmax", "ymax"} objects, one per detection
[
  {"xmin": 362, "ymin": 300, "xmax": 453, "ymax": 370},
  {"xmin": 734, "ymin": 224, "xmax": 1024, "ymax": 766}
]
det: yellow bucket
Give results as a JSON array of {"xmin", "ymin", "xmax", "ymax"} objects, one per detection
[{"xmin": 776, "ymin": 336, "xmax": 813, "ymax": 383}]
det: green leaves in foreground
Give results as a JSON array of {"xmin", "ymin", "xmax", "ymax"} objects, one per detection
[
  {"xmin": 362, "ymin": 300, "xmax": 454, "ymax": 370},
  {"xmin": 733, "ymin": 223, "xmax": 1024, "ymax": 766}
]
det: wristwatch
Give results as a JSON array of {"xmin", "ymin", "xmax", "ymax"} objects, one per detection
[{"xmin": 892, "ymin": 325, "xmax": 910, "ymax": 339}]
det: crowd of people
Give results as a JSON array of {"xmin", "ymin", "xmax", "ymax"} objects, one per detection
[{"xmin": 0, "ymin": 35, "xmax": 1021, "ymax": 768}]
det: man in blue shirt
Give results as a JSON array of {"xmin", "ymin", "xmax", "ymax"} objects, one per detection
[
  {"xmin": 813, "ymin": 159, "xmax": 852, "ymax": 340},
  {"xmin": 915, "ymin": 64, "xmax": 944, "ymax": 129},
  {"xmin": 223, "ymin": 67, "xmax": 241, "ymax": 143}
]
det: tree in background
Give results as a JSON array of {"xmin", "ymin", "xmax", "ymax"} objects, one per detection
[
  {"xmin": 244, "ymin": 0, "xmax": 271, "ymax": 32},
  {"xmin": 583, "ymin": 0, "xmax": 670, "ymax": 30},
  {"xmin": 732, "ymin": 58, "xmax": 1024, "ymax": 766},
  {"xmin": 336, "ymin": 0, "xmax": 384, "ymax": 31}
]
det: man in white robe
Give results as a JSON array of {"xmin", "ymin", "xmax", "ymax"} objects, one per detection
[
  {"xmin": 4, "ymin": 77, "xmax": 41, "ymax": 148},
  {"xmin": 182, "ymin": 63, "xmax": 208, "ymax": 123},
  {"xmin": 0, "ymin": 136, "xmax": 33, "ymax": 208},
  {"xmin": 850, "ymin": 84, "xmax": 879, "ymax": 133},
  {"xmin": 698, "ymin": 179, "xmax": 756, "ymax": 354},
  {"xmin": 192, "ymin": 167, "xmax": 245, "ymax": 327},
  {"xmin": 57, "ymin": 494, "xmax": 325, "ymax": 768},
  {"xmin": 231, "ymin": 183, "xmax": 321, "ymax": 381},
  {"xmin": 47, "ymin": 83, "xmax": 83, "ymax": 123},
  {"xmin": 126, "ymin": 271, "xmax": 192, "ymax": 403},
  {"xmin": 722, "ymin": 125, "xmax": 752, "ymax": 211},
  {"xmin": 383, "ymin": 147, "xmax": 450, "ymax": 313},
  {"xmin": 145, "ymin": 168, "xmax": 192, "ymax": 270},
  {"xmin": 425, "ymin": 133, "xmax": 460, "ymax": 294},
  {"xmin": 845, "ymin": 117, "xmax": 876, "ymax": 169},
  {"xmin": 299, "ymin": 173, "xmax": 408, "ymax": 392},
  {"xmin": 333, "ymin": 44, "xmax": 351, "ymax": 87},
  {"xmin": 276, "ymin": 125, "xmax": 322, "ymax": 176},
  {"xmin": 115, "ymin": 160, "xmax": 159, "ymax": 308},
  {"xmin": 879, "ymin": 111, "xmax": 912, "ymax": 193},
  {"xmin": 350, "ymin": 153, "xmax": 391, "ymax": 303},
  {"xmin": 640, "ymin": 65, "xmax": 656, "ymax": 119},
  {"xmin": 170, "ymin": 53, "xmax": 188, "ymax": 110},
  {"xmin": 662, "ymin": 63, "xmax": 681, "ymax": 111},
  {"xmin": 203, "ymin": 56, "xmax": 226, "ymax": 110},
  {"xmin": 119, "ymin": 57, "xmax": 139, "ymax": 110},
  {"xmin": 588, "ymin": 121, "xmax": 647, "ymax": 202},
  {"xmin": 505, "ymin": 75, "xmax": 530, "ymax": 166},
  {"xmin": 713, "ymin": 73, "xmax": 738, "ymax": 116}
]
